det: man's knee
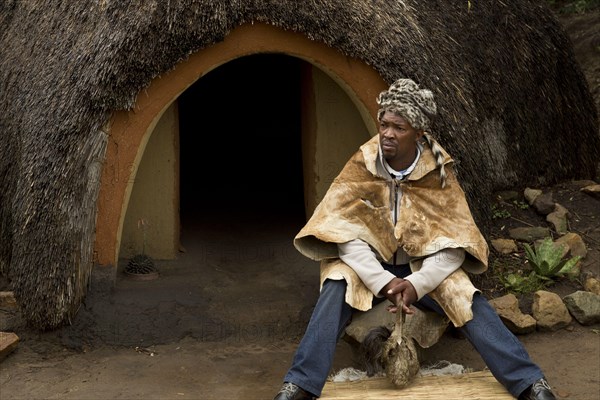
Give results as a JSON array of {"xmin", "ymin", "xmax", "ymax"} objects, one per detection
[{"xmin": 321, "ymin": 279, "xmax": 348, "ymax": 297}]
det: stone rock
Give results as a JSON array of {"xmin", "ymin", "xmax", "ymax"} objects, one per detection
[
  {"xmin": 532, "ymin": 290, "xmax": 572, "ymax": 331},
  {"xmin": 490, "ymin": 238, "xmax": 518, "ymax": 254},
  {"xmin": 563, "ymin": 291, "xmax": 600, "ymax": 325},
  {"xmin": 489, "ymin": 294, "xmax": 536, "ymax": 334},
  {"xmin": 496, "ymin": 191, "xmax": 520, "ymax": 202},
  {"xmin": 524, "ymin": 188, "xmax": 542, "ymax": 205},
  {"xmin": 0, "ymin": 292, "xmax": 24, "ymax": 332},
  {"xmin": 345, "ymin": 301, "xmax": 394, "ymax": 344},
  {"xmin": 532, "ymin": 192, "xmax": 555, "ymax": 215},
  {"xmin": 570, "ymin": 180, "xmax": 598, "ymax": 189},
  {"xmin": 0, "ymin": 332, "xmax": 19, "ymax": 362},
  {"xmin": 0, "ymin": 292, "xmax": 17, "ymax": 308},
  {"xmin": 581, "ymin": 184, "xmax": 600, "ymax": 199},
  {"xmin": 554, "ymin": 232, "xmax": 588, "ymax": 259},
  {"xmin": 584, "ymin": 276, "xmax": 600, "ymax": 295},
  {"xmin": 509, "ymin": 227, "xmax": 550, "ymax": 242},
  {"xmin": 344, "ymin": 300, "xmax": 448, "ymax": 348},
  {"xmin": 546, "ymin": 203, "xmax": 569, "ymax": 234}
]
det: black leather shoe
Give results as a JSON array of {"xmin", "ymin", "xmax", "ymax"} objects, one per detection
[
  {"xmin": 273, "ymin": 382, "xmax": 316, "ymax": 400},
  {"xmin": 519, "ymin": 378, "xmax": 557, "ymax": 400}
]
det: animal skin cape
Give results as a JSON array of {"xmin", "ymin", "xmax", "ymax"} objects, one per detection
[{"xmin": 294, "ymin": 135, "xmax": 489, "ymax": 327}]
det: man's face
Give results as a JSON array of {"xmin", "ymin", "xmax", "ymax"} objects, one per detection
[{"xmin": 378, "ymin": 111, "xmax": 424, "ymax": 170}]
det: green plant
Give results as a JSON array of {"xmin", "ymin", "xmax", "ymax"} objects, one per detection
[
  {"xmin": 500, "ymin": 271, "xmax": 546, "ymax": 294},
  {"xmin": 523, "ymin": 238, "xmax": 581, "ymax": 281},
  {"xmin": 491, "ymin": 204, "xmax": 511, "ymax": 219},
  {"xmin": 512, "ymin": 200, "xmax": 529, "ymax": 210}
]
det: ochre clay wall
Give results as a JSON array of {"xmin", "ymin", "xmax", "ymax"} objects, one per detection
[{"xmin": 119, "ymin": 102, "xmax": 180, "ymax": 260}]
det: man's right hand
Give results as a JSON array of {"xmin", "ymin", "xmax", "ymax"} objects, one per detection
[{"xmin": 380, "ymin": 277, "xmax": 417, "ymax": 314}]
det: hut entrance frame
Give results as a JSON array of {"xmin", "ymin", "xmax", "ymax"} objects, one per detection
[{"xmin": 94, "ymin": 22, "xmax": 387, "ymax": 268}]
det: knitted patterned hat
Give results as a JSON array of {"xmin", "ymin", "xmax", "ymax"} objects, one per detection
[{"xmin": 376, "ymin": 79, "xmax": 437, "ymax": 131}]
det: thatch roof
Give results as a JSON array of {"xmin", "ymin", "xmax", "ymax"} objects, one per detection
[{"xmin": 1, "ymin": 0, "xmax": 598, "ymax": 330}]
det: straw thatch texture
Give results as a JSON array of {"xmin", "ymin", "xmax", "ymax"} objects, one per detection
[
  {"xmin": 0, "ymin": 0, "xmax": 598, "ymax": 329},
  {"xmin": 321, "ymin": 371, "xmax": 513, "ymax": 399}
]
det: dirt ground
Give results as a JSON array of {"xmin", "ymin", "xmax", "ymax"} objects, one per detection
[{"xmin": 1, "ymin": 7, "xmax": 600, "ymax": 400}]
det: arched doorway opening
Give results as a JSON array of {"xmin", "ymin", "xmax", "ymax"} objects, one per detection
[
  {"xmin": 96, "ymin": 22, "xmax": 388, "ymax": 270},
  {"xmin": 117, "ymin": 54, "xmax": 375, "ymax": 265}
]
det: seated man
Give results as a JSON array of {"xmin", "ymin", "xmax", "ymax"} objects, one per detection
[{"xmin": 273, "ymin": 79, "xmax": 556, "ymax": 400}]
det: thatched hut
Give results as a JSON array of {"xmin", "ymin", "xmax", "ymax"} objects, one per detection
[{"xmin": 0, "ymin": 0, "xmax": 598, "ymax": 330}]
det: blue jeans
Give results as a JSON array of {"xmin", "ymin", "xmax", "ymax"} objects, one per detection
[{"xmin": 283, "ymin": 264, "xmax": 543, "ymax": 398}]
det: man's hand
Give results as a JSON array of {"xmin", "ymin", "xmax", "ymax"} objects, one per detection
[{"xmin": 380, "ymin": 277, "xmax": 418, "ymax": 314}]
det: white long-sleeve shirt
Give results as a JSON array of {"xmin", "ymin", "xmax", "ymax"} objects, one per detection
[{"xmin": 338, "ymin": 239, "xmax": 465, "ymax": 300}]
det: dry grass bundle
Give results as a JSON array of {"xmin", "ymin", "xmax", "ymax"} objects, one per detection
[{"xmin": 321, "ymin": 371, "xmax": 513, "ymax": 399}]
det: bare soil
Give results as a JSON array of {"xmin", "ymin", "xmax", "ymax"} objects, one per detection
[{"xmin": 1, "ymin": 7, "xmax": 599, "ymax": 400}]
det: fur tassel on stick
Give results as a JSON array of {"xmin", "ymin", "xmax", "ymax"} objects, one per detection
[{"xmin": 360, "ymin": 302, "xmax": 420, "ymax": 387}]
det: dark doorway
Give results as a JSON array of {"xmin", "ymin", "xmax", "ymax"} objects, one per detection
[{"xmin": 178, "ymin": 54, "xmax": 305, "ymax": 243}]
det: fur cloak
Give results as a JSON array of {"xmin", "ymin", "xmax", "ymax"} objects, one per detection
[{"xmin": 294, "ymin": 135, "xmax": 489, "ymax": 327}]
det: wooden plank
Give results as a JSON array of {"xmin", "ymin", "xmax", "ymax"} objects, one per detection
[
  {"xmin": 321, "ymin": 371, "xmax": 513, "ymax": 399},
  {"xmin": 0, "ymin": 332, "xmax": 19, "ymax": 362}
]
